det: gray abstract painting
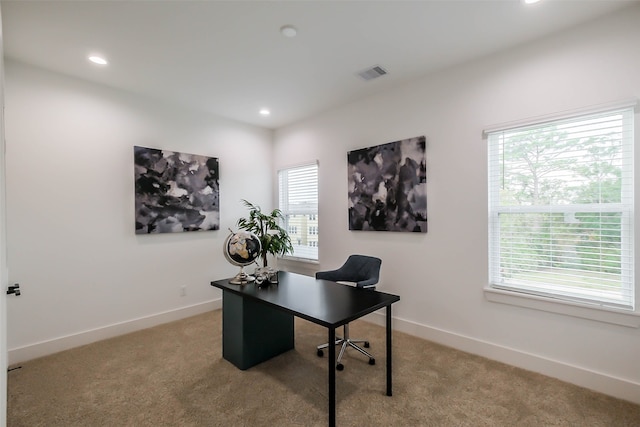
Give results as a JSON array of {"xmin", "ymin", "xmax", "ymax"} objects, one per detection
[
  {"xmin": 348, "ymin": 136, "xmax": 427, "ymax": 232},
  {"xmin": 134, "ymin": 146, "xmax": 219, "ymax": 234}
]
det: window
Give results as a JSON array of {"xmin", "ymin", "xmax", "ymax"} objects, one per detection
[
  {"xmin": 487, "ymin": 106, "xmax": 634, "ymax": 310},
  {"xmin": 278, "ymin": 162, "xmax": 319, "ymax": 261}
]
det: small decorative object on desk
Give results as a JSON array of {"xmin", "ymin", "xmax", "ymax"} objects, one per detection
[
  {"xmin": 268, "ymin": 269, "xmax": 279, "ymax": 284},
  {"xmin": 255, "ymin": 267, "xmax": 279, "ymax": 287}
]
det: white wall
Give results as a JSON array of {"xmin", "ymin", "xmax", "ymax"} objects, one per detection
[
  {"xmin": 5, "ymin": 60, "xmax": 273, "ymax": 363},
  {"xmin": 274, "ymin": 5, "xmax": 640, "ymax": 403}
]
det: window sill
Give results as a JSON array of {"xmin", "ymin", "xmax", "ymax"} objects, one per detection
[
  {"xmin": 484, "ymin": 286, "xmax": 640, "ymax": 328},
  {"xmin": 277, "ymin": 256, "xmax": 319, "ymax": 277},
  {"xmin": 278, "ymin": 256, "xmax": 319, "ymax": 265}
]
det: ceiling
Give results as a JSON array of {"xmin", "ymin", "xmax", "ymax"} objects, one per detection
[{"xmin": 2, "ymin": 0, "xmax": 636, "ymax": 129}]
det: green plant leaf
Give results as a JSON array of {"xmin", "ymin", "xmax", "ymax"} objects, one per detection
[{"xmin": 236, "ymin": 199, "xmax": 294, "ymax": 266}]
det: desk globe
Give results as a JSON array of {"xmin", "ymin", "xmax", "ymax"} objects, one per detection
[{"xmin": 223, "ymin": 230, "xmax": 262, "ymax": 284}]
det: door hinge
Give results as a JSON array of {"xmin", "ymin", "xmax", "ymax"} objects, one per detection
[{"xmin": 7, "ymin": 283, "xmax": 20, "ymax": 296}]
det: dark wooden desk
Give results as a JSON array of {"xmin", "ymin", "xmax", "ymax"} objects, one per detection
[{"xmin": 211, "ymin": 271, "xmax": 400, "ymax": 427}]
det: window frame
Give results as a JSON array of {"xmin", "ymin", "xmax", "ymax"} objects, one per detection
[
  {"xmin": 277, "ymin": 161, "xmax": 319, "ymax": 262},
  {"xmin": 484, "ymin": 100, "xmax": 639, "ymax": 326}
]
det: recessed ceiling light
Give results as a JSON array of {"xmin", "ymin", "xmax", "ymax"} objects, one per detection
[
  {"xmin": 89, "ymin": 55, "xmax": 108, "ymax": 65},
  {"xmin": 280, "ymin": 25, "xmax": 297, "ymax": 38},
  {"xmin": 523, "ymin": 0, "xmax": 541, "ymax": 4},
  {"xmin": 259, "ymin": 109, "xmax": 271, "ymax": 116}
]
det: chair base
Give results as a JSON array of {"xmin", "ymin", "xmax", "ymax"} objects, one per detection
[{"xmin": 316, "ymin": 324, "xmax": 375, "ymax": 370}]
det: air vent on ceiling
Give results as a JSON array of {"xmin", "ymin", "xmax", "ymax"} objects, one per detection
[{"xmin": 357, "ymin": 65, "xmax": 388, "ymax": 81}]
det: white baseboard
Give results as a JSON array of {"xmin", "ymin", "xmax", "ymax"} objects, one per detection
[
  {"xmin": 8, "ymin": 299, "xmax": 221, "ymax": 365},
  {"xmin": 364, "ymin": 311, "xmax": 640, "ymax": 405}
]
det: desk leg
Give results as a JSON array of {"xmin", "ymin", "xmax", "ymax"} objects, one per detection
[
  {"xmin": 386, "ymin": 305, "xmax": 393, "ymax": 396},
  {"xmin": 328, "ymin": 326, "xmax": 336, "ymax": 427}
]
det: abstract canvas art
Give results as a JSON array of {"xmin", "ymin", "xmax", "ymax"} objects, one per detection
[
  {"xmin": 348, "ymin": 136, "xmax": 427, "ymax": 232},
  {"xmin": 134, "ymin": 146, "xmax": 220, "ymax": 234}
]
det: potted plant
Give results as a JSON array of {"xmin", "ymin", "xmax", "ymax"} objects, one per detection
[{"xmin": 236, "ymin": 199, "xmax": 293, "ymax": 268}]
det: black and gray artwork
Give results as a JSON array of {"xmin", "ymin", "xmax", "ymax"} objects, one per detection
[
  {"xmin": 134, "ymin": 146, "xmax": 219, "ymax": 234},
  {"xmin": 348, "ymin": 136, "xmax": 427, "ymax": 232}
]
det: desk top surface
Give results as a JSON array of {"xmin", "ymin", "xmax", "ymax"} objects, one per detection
[{"xmin": 211, "ymin": 271, "xmax": 400, "ymax": 328}]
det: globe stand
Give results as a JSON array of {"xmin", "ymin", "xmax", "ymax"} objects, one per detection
[{"xmin": 229, "ymin": 266, "xmax": 256, "ymax": 285}]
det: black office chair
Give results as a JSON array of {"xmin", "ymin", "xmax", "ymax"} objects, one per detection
[{"xmin": 315, "ymin": 254, "xmax": 382, "ymax": 370}]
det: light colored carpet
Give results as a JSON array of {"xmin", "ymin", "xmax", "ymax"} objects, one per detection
[{"xmin": 7, "ymin": 310, "xmax": 640, "ymax": 426}]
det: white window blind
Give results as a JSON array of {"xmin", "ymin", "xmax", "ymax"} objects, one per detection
[
  {"xmin": 278, "ymin": 162, "xmax": 318, "ymax": 261},
  {"xmin": 488, "ymin": 107, "xmax": 634, "ymax": 310}
]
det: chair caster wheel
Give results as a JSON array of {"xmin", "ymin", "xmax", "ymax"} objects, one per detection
[
  {"xmin": 317, "ymin": 349, "xmax": 324, "ymax": 357},
  {"xmin": 336, "ymin": 363, "xmax": 344, "ymax": 371},
  {"xmin": 364, "ymin": 341, "xmax": 370, "ymax": 348},
  {"xmin": 369, "ymin": 358, "xmax": 375, "ymax": 365}
]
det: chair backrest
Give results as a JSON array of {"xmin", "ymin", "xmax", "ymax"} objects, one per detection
[{"xmin": 315, "ymin": 254, "xmax": 381, "ymax": 289}]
